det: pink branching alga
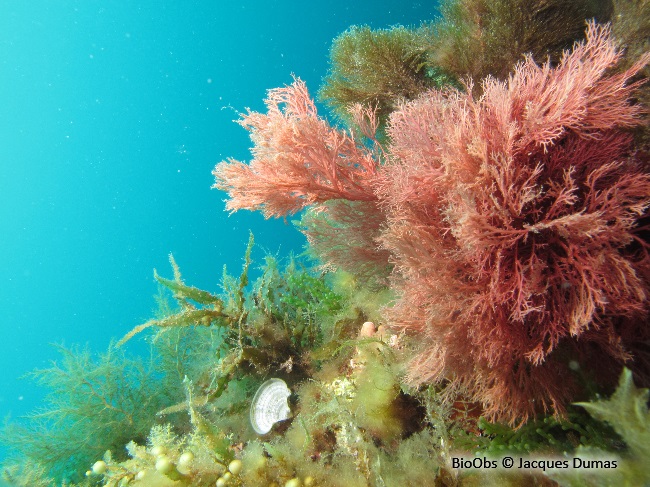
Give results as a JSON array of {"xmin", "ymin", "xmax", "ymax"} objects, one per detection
[
  {"xmin": 214, "ymin": 22, "xmax": 650, "ymax": 425},
  {"xmin": 213, "ymin": 79, "xmax": 380, "ymax": 218}
]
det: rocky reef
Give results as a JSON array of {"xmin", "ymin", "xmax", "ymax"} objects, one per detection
[{"xmin": 2, "ymin": 1, "xmax": 649, "ymax": 485}]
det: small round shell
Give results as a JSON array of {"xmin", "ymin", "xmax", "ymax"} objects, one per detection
[{"xmin": 250, "ymin": 378, "xmax": 291, "ymax": 434}]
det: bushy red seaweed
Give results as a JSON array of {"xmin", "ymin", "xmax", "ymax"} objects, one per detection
[
  {"xmin": 213, "ymin": 80, "xmax": 379, "ymax": 218},
  {"xmin": 214, "ymin": 23, "xmax": 650, "ymax": 425}
]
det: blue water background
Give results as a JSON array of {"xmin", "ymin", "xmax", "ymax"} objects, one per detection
[{"xmin": 0, "ymin": 0, "xmax": 438, "ymax": 462}]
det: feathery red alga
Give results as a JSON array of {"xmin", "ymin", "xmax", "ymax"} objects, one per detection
[
  {"xmin": 215, "ymin": 23, "xmax": 650, "ymax": 425},
  {"xmin": 380, "ymin": 22, "xmax": 650, "ymax": 424},
  {"xmin": 213, "ymin": 79, "xmax": 379, "ymax": 218}
]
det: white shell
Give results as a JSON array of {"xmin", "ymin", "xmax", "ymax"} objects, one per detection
[{"xmin": 250, "ymin": 378, "xmax": 291, "ymax": 434}]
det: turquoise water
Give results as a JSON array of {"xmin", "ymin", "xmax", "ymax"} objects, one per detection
[{"xmin": 0, "ymin": 0, "xmax": 437, "ymax": 461}]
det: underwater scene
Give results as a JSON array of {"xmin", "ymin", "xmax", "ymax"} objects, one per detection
[{"xmin": 1, "ymin": 0, "xmax": 649, "ymax": 486}]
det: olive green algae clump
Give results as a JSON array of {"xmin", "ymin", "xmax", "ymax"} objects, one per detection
[
  {"xmin": 1, "ymin": 345, "xmax": 172, "ymax": 486},
  {"xmin": 2, "ymin": 240, "xmax": 644, "ymax": 486}
]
